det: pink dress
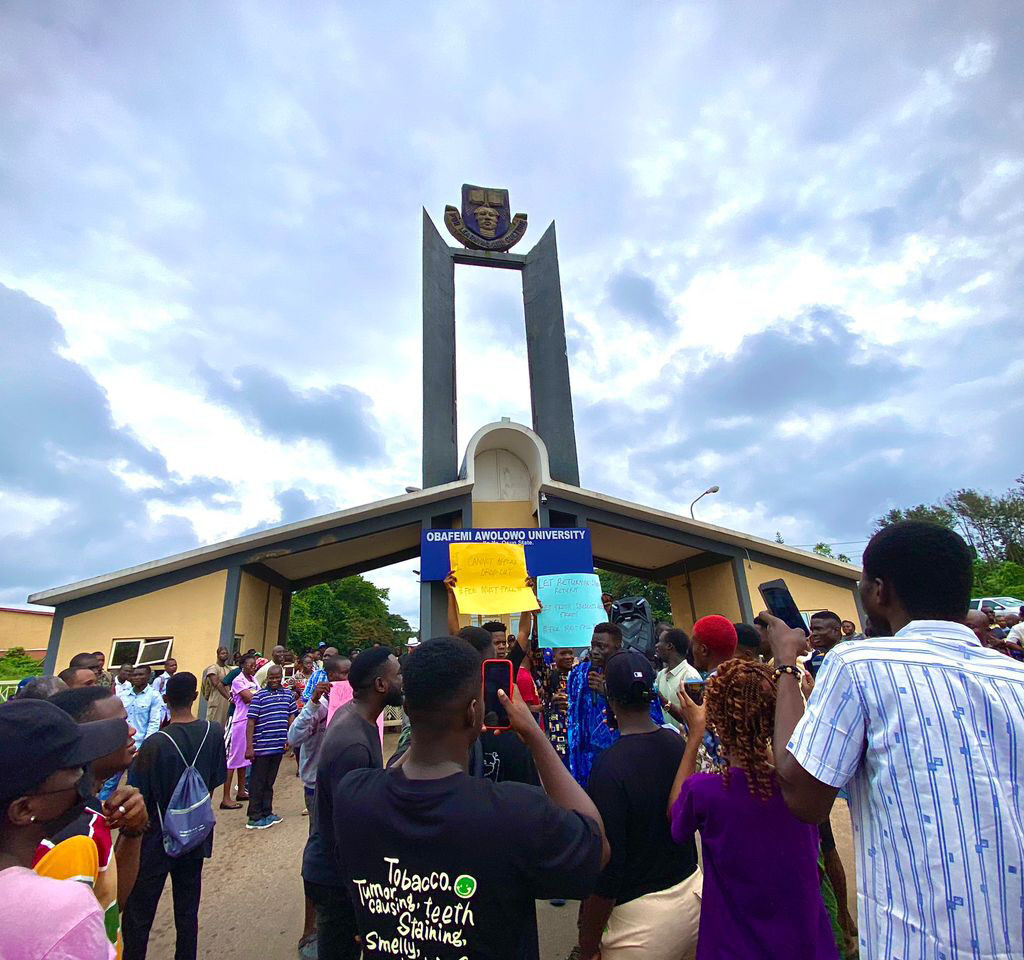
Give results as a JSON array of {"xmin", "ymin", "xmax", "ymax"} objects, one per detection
[
  {"xmin": 228, "ymin": 673, "xmax": 259, "ymax": 770},
  {"xmin": 325, "ymin": 681, "xmax": 386, "ymax": 744}
]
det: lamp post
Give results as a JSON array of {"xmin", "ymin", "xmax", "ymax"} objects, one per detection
[{"xmin": 689, "ymin": 485, "xmax": 720, "ymax": 519}]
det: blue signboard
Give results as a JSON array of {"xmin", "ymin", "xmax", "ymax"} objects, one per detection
[{"xmin": 420, "ymin": 528, "xmax": 594, "ymax": 581}]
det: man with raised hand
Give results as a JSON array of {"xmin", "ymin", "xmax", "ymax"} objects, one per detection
[
  {"xmin": 334, "ymin": 636, "xmax": 607, "ymax": 960},
  {"xmin": 767, "ymin": 521, "xmax": 1024, "ymax": 960}
]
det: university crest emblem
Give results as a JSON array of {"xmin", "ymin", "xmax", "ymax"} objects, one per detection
[{"xmin": 444, "ymin": 184, "xmax": 528, "ymax": 252}]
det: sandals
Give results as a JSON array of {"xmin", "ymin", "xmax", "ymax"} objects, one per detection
[
  {"xmin": 235, "ymin": 793, "xmax": 250, "ymax": 801},
  {"xmin": 219, "ymin": 801, "xmax": 242, "ymax": 810}
]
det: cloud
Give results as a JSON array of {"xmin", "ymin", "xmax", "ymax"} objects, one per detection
[
  {"xmin": 275, "ymin": 487, "xmax": 331, "ymax": 525},
  {"xmin": 0, "ymin": 284, "xmax": 229, "ymax": 602},
  {"xmin": 577, "ymin": 304, "xmax": 1023, "ymax": 544},
  {"xmin": 605, "ymin": 269, "xmax": 673, "ymax": 331},
  {"xmin": 1, "ymin": 1, "xmax": 1022, "ymax": 627},
  {"xmin": 196, "ymin": 363, "xmax": 386, "ymax": 467}
]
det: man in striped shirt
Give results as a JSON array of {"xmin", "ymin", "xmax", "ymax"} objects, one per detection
[
  {"xmin": 245, "ymin": 665, "xmax": 298, "ymax": 830},
  {"xmin": 766, "ymin": 521, "xmax": 1024, "ymax": 960}
]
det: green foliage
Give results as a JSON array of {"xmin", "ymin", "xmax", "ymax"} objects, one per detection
[
  {"xmin": 874, "ymin": 504, "xmax": 955, "ymax": 532},
  {"xmin": 287, "ymin": 575, "xmax": 414, "ymax": 656},
  {"xmin": 811, "ymin": 542, "xmax": 852, "ymax": 564},
  {"xmin": 0, "ymin": 646, "xmax": 44, "ymax": 680},
  {"xmin": 972, "ymin": 559, "xmax": 1024, "ymax": 602},
  {"xmin": 596, "ymin": 569, "xmax": 672, "ymax": 624},
  {"xmin": 874, "ymin": 476, "xmax": 1024, "ymax": 594}
]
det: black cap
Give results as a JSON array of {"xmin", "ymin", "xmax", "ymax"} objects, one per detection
[
  {"xmin": 0, "ymin": 697, "xmax": 129, "ymax": 802},
  {"xmin": 604, "ymin": 650, "xmax": 656, "ymax": 703}
]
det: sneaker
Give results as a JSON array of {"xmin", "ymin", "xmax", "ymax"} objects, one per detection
[
  {"xmin": 266, "ymin": 813, "xmax": 283, "ymax": 826},
  {"xmin": 245, "ymin": 818, "xmax": 264, "ymax": 830}
]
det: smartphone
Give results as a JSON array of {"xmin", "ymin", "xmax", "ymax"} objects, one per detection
[
  {"xmin": 758, "ymin": 579, "xmax": 809, "ymax": 636},
  {"xmin": 682, "ymin": 681, "xmax": 706, "ymax": 705},
  {"xmin": 482, "ymin": 659, "xmax": 514, "ymax": 730}
]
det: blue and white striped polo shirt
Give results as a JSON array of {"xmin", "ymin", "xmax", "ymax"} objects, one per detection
[
  {"xmin": 248, "ymin": 686, "xmax": 298, "ymax": 756},
  {"xmin": 789, "ymin": 620, "xmax": 1024, "ymax": 960}
]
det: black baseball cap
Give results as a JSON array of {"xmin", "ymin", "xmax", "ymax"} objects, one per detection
[
  {"xmin": 0, "ymin": 697, "xmax": 129, "ymax": 802},
  {"xmin": 604, "ymin": 650, "xmax": 656, "ymax": 703}
]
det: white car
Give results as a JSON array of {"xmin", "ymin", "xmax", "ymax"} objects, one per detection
[{"xmin": 969, "ymin": 596, "xmax": 1024, "ymax": 616}]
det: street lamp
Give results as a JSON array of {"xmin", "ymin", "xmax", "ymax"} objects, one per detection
[{"xmin": 689, "ymin": 484, "xmax": 720, "ymax": 519}]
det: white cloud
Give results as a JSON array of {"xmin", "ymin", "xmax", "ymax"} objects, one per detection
[{"xmin": 1, "ymin": 1, "xmax": 1022, "ymax": 626}]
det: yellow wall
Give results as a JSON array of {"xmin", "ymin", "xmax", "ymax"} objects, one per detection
[
  {"xmin": 666, "ymin": 574, "xmax": 695, "ymax": 633},
  {"xmin": 667, "ymin": 559, "xmax": 861, "ymax": 631},
  {"xmin": 743, "ymin": 560, "xmax": 861, "ymax": 627},
  {"xmin": 690, "ymin": 563, "xmax": 743, "ymax": 622},
  {"xmin": 471, "ymin": 500, "xmax": 537, "ymax": 529},
  {"xmin": 0, "ymin": 608, "xmax": 53, "ymax": 656},
  {"xmin": 235, "ymin": 572, "xmax": 281, "ymax": 656},
  {"xmin": 58, "ymin": 572, "xmax": 227, "ymax": 680},
  {"xmin": 665, "ymin": 563, "xmax": 743, "ymax": 630}
]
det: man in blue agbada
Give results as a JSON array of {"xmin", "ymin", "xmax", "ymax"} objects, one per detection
[{"xmin": 567, "ymin": 622, "xmax": 664, "ymax": 787}]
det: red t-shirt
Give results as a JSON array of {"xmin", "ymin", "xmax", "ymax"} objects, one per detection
[{"xmin": 516, "ymin": 668, "xmax": 541, "ymax": 706}]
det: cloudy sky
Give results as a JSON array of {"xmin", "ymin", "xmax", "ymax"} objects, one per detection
[{"xmin": 2, "ymin": 2, "xmax": 1021, "ymax": 626}]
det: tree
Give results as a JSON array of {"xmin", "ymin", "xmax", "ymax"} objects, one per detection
[
  {"xmin": 0, "ymin": 647, "xmax": 43, "ymax": 680},
  {"xmin": 385, "ymin": 613, "xmax": 416, "ymax": 645},
  {"xmin": 812, "ymin": 542, "xmax": 852, "ymax": 564},
  {"xmin": 872, "ymin": 476, "xmax": 1024, "ymax": 593},
  {"xmin": 873, "ymin": 504, "xmax": 955, "ymax": 533},
  {"xmin": 596, "ymin": 569, "xmax": 672, "ymax": 623},
  {"xmin": 287, "ymin": 574, "xmax": 410, "ymax": 656}
]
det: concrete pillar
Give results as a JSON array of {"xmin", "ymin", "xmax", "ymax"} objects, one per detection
[
  {"xmin": 422, "ymin": 209, "xmax": 458, "ymax": 488},
  {"xmin": 522, "ymin": 223, "xmax": 580, "ymax": 485}
]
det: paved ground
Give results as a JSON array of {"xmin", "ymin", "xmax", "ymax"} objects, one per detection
[{"xmin": 145, "ymin": 735, "xmax": 858, "ymax": 960}]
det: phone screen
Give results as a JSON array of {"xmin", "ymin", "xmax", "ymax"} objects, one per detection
[
  {"xmin": 482, "ymin": 659, "xmax": 513, "ymax": 729},
  {"xmin": 759, "ymin": 580, "xmax": 810, "ymax": 635},
  {"xmin": 682, "ymin": 681, "xmax": 705, "ymax": 705}
]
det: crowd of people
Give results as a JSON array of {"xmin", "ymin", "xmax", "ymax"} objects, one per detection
[{"xmin": 2, "ymin": 520, "xmax": 1022, "ymax": 960}]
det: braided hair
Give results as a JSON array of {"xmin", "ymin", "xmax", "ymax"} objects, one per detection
[{"xmin": 705, "ymin": 659, "xmax": 776, "ymax": 800}]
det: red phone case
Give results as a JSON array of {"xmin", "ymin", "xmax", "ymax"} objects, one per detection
[{"xmin": 482, "ymin": 658, "xmax": 514, "ymax": 730}]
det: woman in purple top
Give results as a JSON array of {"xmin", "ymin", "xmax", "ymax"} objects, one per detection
[
  {"xmin": 223, "ymin": 653, "xmax": 259, "ymax": 809},
  {"xmin": 667, "ymin": 659, "xmax": 838, "ymax": 960}
]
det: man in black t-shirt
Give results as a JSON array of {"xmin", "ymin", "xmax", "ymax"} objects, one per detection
[
  {"xmin": 301, "ymin": 647, "xmax": 403, "ymax": 960},
  {"xmin": 458, "ymin": 625, "xmax": 539, "ymax": 785},
  {"xmin": 123, "ymin": 672, "xmax": 226, "ymax": 960},
  {"xmin": 333, "ymin": 636, "xmax": 609, "ymax": 960},
  {"xmin": 578, "ymin": 651, "xmax": 701, "ymax": 960}
]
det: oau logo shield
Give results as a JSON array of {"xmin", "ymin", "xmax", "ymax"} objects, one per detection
[{"xmin": 445, "ymin": 184, "xmax": 528, "ymax": 252}]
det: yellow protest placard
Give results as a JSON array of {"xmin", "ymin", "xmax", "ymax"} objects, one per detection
[{"xmin": 450, "ymin": 542, "xmax": 539, "ymax": 615}]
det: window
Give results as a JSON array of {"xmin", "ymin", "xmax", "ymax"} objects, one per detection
[{"xmin": 110, "ymin": 637, "xmax": 173, "ymax": 669}]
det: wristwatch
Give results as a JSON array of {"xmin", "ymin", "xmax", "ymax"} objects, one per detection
[{"xmin": 773, "ymin": 664, "xmax": 801, "ymax": 681}]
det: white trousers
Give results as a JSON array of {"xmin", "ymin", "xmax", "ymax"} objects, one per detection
[{"xmin": 600, "ymin": 868, "xmax": 703, "ymax": 960}]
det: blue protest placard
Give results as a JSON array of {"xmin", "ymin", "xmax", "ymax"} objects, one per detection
[
  {"xmin": 420, "ymin": 528, "xmax": 593, "ymax": 581},
  {"xmin": 536, "ymin": 573, "xmax": 607, "ymax": 649}
]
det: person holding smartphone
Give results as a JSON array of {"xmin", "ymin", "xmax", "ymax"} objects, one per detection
[
  {"xmin": 769, "ymin": 521, "xmax": 1024, "ymax": 960},
  {"xmin": 332, "ymin": 636, "xmax": 609, "ymax": 960}
]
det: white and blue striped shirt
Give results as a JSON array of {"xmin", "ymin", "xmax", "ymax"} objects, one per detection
[{"xmin": 789, "ymin": 620, "xmax": 1024, "ymax": 960}]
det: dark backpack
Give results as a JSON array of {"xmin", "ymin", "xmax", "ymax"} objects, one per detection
[{"xmin": 157, "ymin": 722, "xmax": 216, "ymax": 857}]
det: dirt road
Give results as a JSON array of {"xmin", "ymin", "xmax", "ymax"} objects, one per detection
[{"xmin": 144, "ymin": 736, "xmax": 857, "ymax": 960}]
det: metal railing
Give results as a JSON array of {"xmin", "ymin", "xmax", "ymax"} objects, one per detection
[
  {"xmin": 382, "ymin": 704, "xmax": 404, "ymax": 729},
  {"xmin": 0, "ymin": 680, "xmax": 21, "ymax": 703}
]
